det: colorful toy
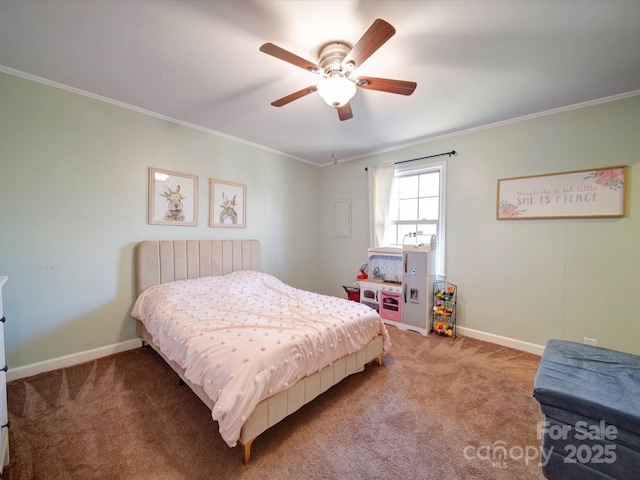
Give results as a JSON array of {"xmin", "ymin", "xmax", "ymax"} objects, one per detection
[
  {"xmin": 356, "ymin": 267, "xmax": 368, "ymax": 280},
  {"xmin": 356, "ymin": 262, "xmax": 368, "ymax": 280},
  {"xmin": 434, "ymin": 284, "xmax": 455, "ymax": 301},
  {"xmin": 433, "ymin": 303, "xmax": 453, "ymax": 317},
  {"xmin": 434, "ymin": 321, "xmax": 453, "ymax": 336}
]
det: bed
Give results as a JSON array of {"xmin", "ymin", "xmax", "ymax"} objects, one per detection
[{"xmin": 131, "ymin": 239, "xmax": 390, "ymax": 464}]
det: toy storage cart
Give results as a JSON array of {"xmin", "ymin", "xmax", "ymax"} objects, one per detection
[
  {"xmin": 343, "ymin": 285, "xmax": 361, "ymax": 303},
  {"xmin": 432, "ymin": 281, "xmax": 457, "ymax": 339}
]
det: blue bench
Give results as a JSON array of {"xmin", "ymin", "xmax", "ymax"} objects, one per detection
[{"xmin": 533, "ymin": 339, "xmax": 640, "ymax": 479}]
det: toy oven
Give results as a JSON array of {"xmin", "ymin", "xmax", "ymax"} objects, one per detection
[{"xmin": 380, "ymin": 290, "xmax": 402, "ymax": 322}]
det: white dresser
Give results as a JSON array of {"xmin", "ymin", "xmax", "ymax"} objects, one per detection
[{"xmin": 0, "ymin": 276, "xmax": 8, "ymax": 474}]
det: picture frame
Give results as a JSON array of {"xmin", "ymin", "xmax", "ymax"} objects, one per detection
[
  {"xmin": 209, "ymin": 179, "xmax": 246, "ymax": 228},
  {"xmin": 148, "ymin": 167, "xmax": 198, "ymax": 226},
  {"xmin": 497, "ymin": 166, "xmax": 627, "ymax": 220}
]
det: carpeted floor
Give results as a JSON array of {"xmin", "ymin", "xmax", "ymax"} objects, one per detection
[{"xmin": 4, "ymin": 326, "xmax": 547, "ymax": 479}]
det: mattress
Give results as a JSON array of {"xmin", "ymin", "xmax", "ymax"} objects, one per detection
[{"xmin": 131, "ymin": 270, "xmax": 391, "ymax": 448}]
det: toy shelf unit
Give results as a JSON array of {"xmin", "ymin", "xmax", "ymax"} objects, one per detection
[{"xmin": 432, "ymin": 281, "xmax": 457, "ymax": 339}]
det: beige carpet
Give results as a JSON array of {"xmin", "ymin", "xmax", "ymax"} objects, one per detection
[{"xmin": 5, "ymin": 327, "xmax": 547, "ymax": 479}]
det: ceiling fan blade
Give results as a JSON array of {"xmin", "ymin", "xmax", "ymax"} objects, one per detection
[
  {"xmin": 260, "ymin": 43, "xmax": 321, "ymax": 73},
  {"xmin": 356, "ymin": 77, "xmax": 417, "ymax": 96},
  {"xmin": 342, "ymin": 19, "xmax": 396, "ymax": 70},
  {"xmin": 270, "ymin": 85, "xmax": 317, "ymax": 107},
  {"xmin": 337, "ymin": 103, "xmax": 353, "ymax": 121}
]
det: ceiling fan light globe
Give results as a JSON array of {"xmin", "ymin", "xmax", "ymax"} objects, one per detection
[{"xmin": 317, "ymin": 75, "xmax": 356, "ymax": 108}]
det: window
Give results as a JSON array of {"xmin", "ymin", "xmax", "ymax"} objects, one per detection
[{"xmin": 382, "ymin": 160, "xmax": 446, "ymax": 275}]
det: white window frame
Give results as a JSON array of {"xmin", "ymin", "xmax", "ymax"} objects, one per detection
[{"xmin": 388, "ymin": 159, "xmax": 447, "ymax": 276}]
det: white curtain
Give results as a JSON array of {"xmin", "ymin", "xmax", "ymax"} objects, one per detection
[{"xmin": 368, "ymin": 162, "xmax": 395, "ymax": 248}]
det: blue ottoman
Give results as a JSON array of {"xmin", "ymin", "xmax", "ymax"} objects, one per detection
[{"xmin": 533, "ymin": 339, "xmax": 640, "ymax": 480}]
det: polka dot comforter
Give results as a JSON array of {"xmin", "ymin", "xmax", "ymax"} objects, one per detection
[{"xmin": 131, "ymin": 270, "xmax": 391, "ymax": 447}]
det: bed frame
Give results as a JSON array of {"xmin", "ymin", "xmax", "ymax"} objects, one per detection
[{"xmin": 134, "ymin": 240, "xmax": 384, "ymax": 464}]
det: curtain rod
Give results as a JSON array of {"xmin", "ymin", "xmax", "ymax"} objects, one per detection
[{"xmin": 364, "ymin": 150, "xmax": 457, "ymax": 171}]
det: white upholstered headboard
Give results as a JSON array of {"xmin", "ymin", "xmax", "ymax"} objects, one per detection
[{"xmin": 135, "ymin": 239, "xmax": 260, "ymax": 296}]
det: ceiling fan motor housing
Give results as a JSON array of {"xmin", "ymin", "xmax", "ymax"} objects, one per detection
[{"xmin": 319, "ymin": 42, "xmax": 351, "ymax": 75}]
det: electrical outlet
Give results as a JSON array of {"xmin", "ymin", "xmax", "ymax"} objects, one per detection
[{"xmin": 583, "ymin": 337, "xmax": 598, "ymax": 347}]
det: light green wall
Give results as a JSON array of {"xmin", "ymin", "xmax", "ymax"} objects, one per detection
[
  {"xmin": 320, "ymin": 96, "xmax": 640, "ymax": 355},
  {"xmin": 0, "ymin": 72, "xmax": 321, "ymax": 368},
  {"xmin": 2, "ymin": 70, "xmax": 639, "ymax": 371}
]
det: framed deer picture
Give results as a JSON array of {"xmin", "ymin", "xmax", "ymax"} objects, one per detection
[
  {"xmin": 209, "ymin": 179, "xmax": 246, "ymax": 228},
  {"xmin": 148, "ymin": 168, "xmax": 198, "ymax": 226}
]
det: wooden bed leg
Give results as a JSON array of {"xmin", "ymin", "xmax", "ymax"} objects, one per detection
[
  {"xmin": 375, "ymin": 354, "xmax": 383, "ymax": 366},
  {"xmin": 240, "ymin": 438, "xmax": 254, "ymax": 465}
]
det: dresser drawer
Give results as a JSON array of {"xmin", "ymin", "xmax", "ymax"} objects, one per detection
[
  {"xmin": 0, "ymin": 276, "xmax": 4, "ymax": 319},
  {"xmin": 0, "ymin": 322, "xmax": 4, "ymax": 370},
  {"xmin": 0, "ymin": 378, "xmax": 5, "ymax": 427},
  {"xmin": 0, "ymin": 276, "xmax": 8, "ymax": 471},
  {"xmin": 0, "ymin": 427, "xmax": 7, "ymax": 473}
]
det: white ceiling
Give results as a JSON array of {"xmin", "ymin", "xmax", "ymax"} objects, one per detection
[{"xmin": 1, "ymin": 0, "xmax": 639, "ymax": 166}]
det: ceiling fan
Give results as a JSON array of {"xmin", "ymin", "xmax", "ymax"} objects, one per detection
[{"xmin": 259, "ymin": 19, "xmax": 417, "ymax": 121}]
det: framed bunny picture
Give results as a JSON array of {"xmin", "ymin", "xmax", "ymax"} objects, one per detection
[
  {"xmin": 148, "ymin": 167, "xmax": 198, "ymax": 226},
  {"xmin": 210, "ymin": 179, "xmax": 246, "ymax": 228}
]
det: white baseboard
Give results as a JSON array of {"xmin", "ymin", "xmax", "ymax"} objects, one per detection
[
  {"xmin": 457, "ymin": 326, "xmax": 545, "ymax": 356},
  {"xmin": 7, "ymin": 338, "xmax": 143, "ymax": 382}
]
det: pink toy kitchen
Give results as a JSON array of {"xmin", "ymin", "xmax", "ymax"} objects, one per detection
[{"xmin": 357, "ymin": 234, "xmax": 436, "ymax": 335}]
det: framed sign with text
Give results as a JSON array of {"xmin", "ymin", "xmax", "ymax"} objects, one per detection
[{"xmin": 497, "ymin": 166, "xmax": 627, "ymax": 220}]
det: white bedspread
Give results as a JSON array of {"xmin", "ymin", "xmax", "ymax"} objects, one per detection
[{"xmin": 130, "ymin": 271, "xmax": 391, "ymax": 447}]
